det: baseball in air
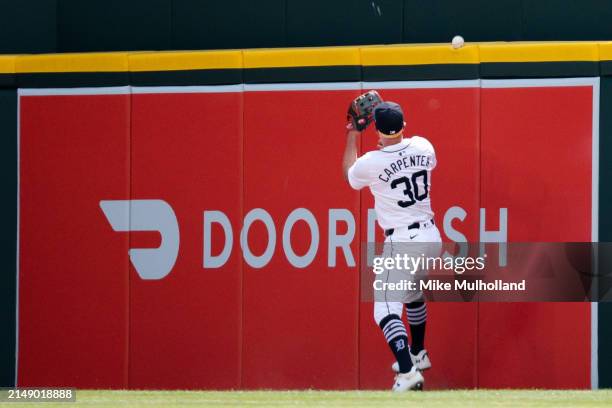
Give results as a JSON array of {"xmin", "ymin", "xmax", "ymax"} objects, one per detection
[{"xmin": 451, "ymin": 35, "xmax": 464, "ymax": 49}]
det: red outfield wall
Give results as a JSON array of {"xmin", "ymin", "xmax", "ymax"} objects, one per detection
[{"xmin": 17, "ymin": 79, "xmax": 596, "ymax": 389}]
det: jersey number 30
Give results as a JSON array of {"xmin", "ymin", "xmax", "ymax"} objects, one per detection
[{"xmin": 390, "ymin": 170, "xmax": 429, "ymax": 208}]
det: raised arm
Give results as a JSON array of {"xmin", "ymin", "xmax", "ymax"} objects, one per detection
[
  {"xmin": 343, "ymin": 89, "xmax": 381, "ymax": 183},
  {"xmin": 342, "ymin": 129, "xmax": 361, "ymax": 181}
]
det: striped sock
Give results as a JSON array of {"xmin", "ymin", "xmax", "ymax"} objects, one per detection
[
  {"xmin": 379, "ymin": 314, "xmax": 412, "ymax": 373},
  {"xmin": 406, "ymin": 302, "xmax": 427, "ymax": 354}
]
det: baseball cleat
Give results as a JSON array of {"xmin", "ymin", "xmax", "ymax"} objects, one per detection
[
  {"xmin": 411, "ymin": 349, "xmax": 432, "ymax": 371},
  {"xmin": 392, "ymin": 349, "xmax": 432, "ymax": 373},
  {"xmin": 391, "ymin": 366, "xmax": 425, "ymax": 392}
]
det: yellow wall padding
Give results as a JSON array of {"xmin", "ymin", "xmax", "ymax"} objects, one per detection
[
  {"xmin": 15, "ymin": 52, "xmax": 129, "ymax": 73},
  {"xmin": 0, "ymin": 55, "xmax": 16, "ymax": 74},
  {"xmin": 361, "ymin": 44, "xmax": 479, "ymax": 66},
  {"xmin": 128, "ymin": 50, "xmax": 243, "ymax": 72},
  {"xmin": 479, "ymin": 42, "xmax": 599, "ymax": 63},
  {"xmin": 5, "ymin": 41, "xmax": 612, "ymax": 73},
  {"xmin": 598, "ymin": 42, "xmax": 612, "ymax": 62},
  {"xmin": 243, "ymin": 46, "xmax": 360, "ymax": 68}
]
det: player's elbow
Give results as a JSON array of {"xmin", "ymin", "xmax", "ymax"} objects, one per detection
[
  {"xmin": 342, "ymin": 167, "xmax": 351, "ymax": 183},
  {"xmin": 342, "ymin": 164, "xmax": 351, "ymax": 182}
]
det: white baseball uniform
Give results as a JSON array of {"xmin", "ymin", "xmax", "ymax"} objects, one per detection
[
  {"xmin": 348, "ymin": 135, "xmax": 442, "ymax": 322},
  {"xmin": 348, "ymin": 136, "xmax": 436, "ymax": 230}
]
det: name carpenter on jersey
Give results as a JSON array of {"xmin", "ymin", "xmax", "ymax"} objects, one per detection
[{"xmin": 378, "ymin": 154, "xmax": 433, "ymax": 183}]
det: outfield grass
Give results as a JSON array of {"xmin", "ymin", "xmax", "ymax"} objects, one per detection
[{"xmin": 2, "ymin": 390, "xmax": 612, "ymax": 408}]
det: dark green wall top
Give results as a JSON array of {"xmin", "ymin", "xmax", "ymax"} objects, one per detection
[{"xmin": 3, "ymin": 0, "xmax": 612, "ymax": 54}]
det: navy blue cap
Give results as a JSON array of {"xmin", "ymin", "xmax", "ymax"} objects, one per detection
[{"xmin": 374, "ymin": 101, "xmax": 404, "ymax": 135}]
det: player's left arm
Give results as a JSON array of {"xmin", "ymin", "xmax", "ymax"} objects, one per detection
[{"xmin": 342, "ymin": 129, "xmax": 361, "ymax": 181}]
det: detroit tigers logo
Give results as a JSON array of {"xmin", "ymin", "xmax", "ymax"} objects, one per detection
[
  {"xmin": 394, "ymin": 338, "xmax": 406, "ymax": 352},
  {"xmin": 100, "ymin": 199, "xmax": 180, "ymax": 280}
]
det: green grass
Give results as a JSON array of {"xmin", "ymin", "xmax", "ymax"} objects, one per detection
[{"xmin": 3, "ymin": 390, "xmax": 612, "ymax": 408}]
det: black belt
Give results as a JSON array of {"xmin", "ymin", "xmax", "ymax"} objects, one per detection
[{"xmin": 385, "ymin": 219, "xmax": 434, "ymax": 237}]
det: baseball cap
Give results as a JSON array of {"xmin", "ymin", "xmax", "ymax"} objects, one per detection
[{"xmin": 373, "ymin": 101, "xmax": 404, "ymax": 135}]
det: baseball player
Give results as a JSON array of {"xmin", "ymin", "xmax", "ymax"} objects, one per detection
[{"xmin": 342, "ymin": 91, "xmax": 442, "ymax": 392}]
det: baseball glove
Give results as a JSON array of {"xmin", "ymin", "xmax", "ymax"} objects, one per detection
[{"xmin": 346, "ymin": 90, "xmax": 383, "ymax": 131}]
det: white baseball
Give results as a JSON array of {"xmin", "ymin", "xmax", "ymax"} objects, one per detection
[{"xmin": 451, "ymin": 35, "xmax": 464, "ymax": 49}]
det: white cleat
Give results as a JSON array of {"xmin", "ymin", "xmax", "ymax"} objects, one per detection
[
  {"xmin": 392, "ymin": 366, "xmax": 424, "ymax": 392},
  {"xmin": 392, "ymin": 349, "xmax": 432, "ymax": 373},
  {"xmin": 411, "ymin": 349, "xmax": 432, "ymax": 371}
]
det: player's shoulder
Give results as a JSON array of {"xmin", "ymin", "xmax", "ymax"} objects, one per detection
[
  {"xmin": 409, "ymin": 135, "xmax": 435, "ymax": 152},
  {"xmin": 410, "ymin": 135, "xmax": 433, "ymax": 146},
  {"xmin": 357, "ymin": 150, "xmax": 381, "ymax": 162},
  {"xmin": 355, "ymin": 148, "xmax": 390, "ymax": 172}
]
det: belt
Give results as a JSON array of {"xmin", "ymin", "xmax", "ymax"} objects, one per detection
[{"xmin": 384, "ymin": 219, "xmax": 434, "ymax": 237}]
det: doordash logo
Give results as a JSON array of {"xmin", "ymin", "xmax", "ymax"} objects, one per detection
[
  {"xmin": 100, "ymin": 199, "xmax": 508, "ymax": 280},
  {"xmin": 99, "ymin": 200, "xmax": 180, "ymax": 280}
]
